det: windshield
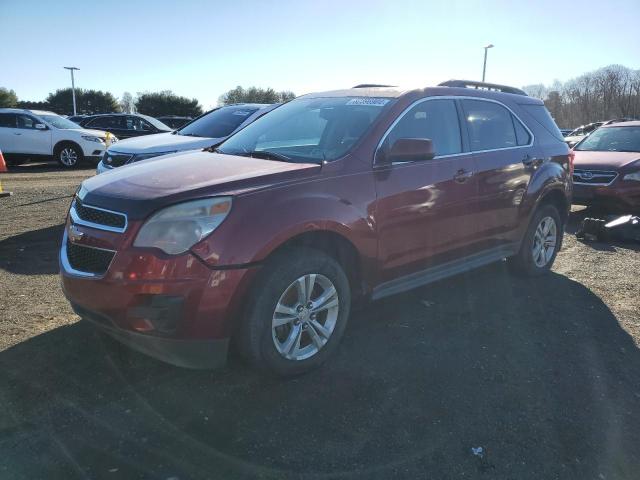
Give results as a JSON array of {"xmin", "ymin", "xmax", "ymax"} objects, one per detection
[
  {"xmin": 40, "ymin": 114, "xmax": 81, "ymax": 129},
  {"xmin": 178, "ymin": 106, "xmax": 260, "ymax": 138},
  {"xmin": 575, "ymin": 126, "xmax": 640, "ymax": 152},
  {"xmin": 217, "ymin": 97, "xmax": 392, "ymax": 163},
  {"xmin": 140, "ymin": 114, "xmax": 171, "ymax": 131}
]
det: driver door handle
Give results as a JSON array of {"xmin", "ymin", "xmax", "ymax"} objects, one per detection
[
  {"xmin": 454, "ymin": 169, "xmax": 474, "ymax": 183},
  {"xmin": 13, "ymin": 132, "xmax": 22, "ymax": 135}
]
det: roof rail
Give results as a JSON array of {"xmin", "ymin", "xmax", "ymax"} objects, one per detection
[
  {"xmin": 352, "ymin": 84, "xmax": 396, "ymax": 88},
  {"xmin": 438, "ymin": 79, "xmax": 527, "ymax": 96}
]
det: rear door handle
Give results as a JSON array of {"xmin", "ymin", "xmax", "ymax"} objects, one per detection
[
  {"xmin": 453, "ymin": 169, "xmax": 474, "ymax": 183},
  {"xmin": 13, "ymin": 132, "xmax": 22, "ymax": 135},
  {"xmin": 522, "ymin": 154, "xmax": 543, "ymax": 168}
]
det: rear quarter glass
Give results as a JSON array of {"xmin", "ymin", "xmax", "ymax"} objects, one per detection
[{"xmin": 520, "ymin": 104, "xmax": 564, "ymax": 142}]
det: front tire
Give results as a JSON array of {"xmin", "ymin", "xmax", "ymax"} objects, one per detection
[
  {"xmin": 238, "ymin": 247, "xmax": 351, "ymax": 377},
  {"xmin": 508, "ymin": 204, "xmax": 563, "ymax": 276},
  {"xmin": 55, "ymin": 143, "xmax": 83, "ymax": 169}
]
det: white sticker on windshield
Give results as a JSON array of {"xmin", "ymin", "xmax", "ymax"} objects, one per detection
[
  {"xmin": 345, "ymin": 98, "xmax": 390, "ymax": 107},
  {"xmin": 232, "ymin": 110, "xmax": 252, "ymax": 116}
]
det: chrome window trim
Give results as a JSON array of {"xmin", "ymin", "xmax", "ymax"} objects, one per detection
[
  {"xmin": 70, "ymin": 199, "xmax": 128, "ymax": 233},
  {"xmin": 60, "ymin": 230, "xmax": 116, "ymax": 278},
  {"xmin": 374, "ymin": 95, "xmax": 535, "ymax": 165}
]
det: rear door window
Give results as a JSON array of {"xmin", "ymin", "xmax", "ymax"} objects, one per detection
[
  {"xmin": 87, "ymin": 116, "xmax": 123, "ymax": 129},
  {"xmin": 16, "ymin": 114, "xmax": 37, "ymax": 129},
  {"xmin": 384, "ymin": 99, "xmax": 462, "ymax": 157},
  {"xmin": 512, "ymin": 115, "xmax": 531, "ymax": 146},
  {"xmin": 0, "ymin": 113, "xmax": 16, "ymax": 128},
  {"xmin": 462, "ymin": 99, "xmax": 517, "ymax": 151}
]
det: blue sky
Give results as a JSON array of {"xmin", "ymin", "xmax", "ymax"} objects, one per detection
[{"xmin": 1, "ymin": 0, "xmax": 638, "ymax": 109}]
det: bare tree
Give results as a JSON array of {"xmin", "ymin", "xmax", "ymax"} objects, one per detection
[
  {"xmin": 526, "ymin": 65, "xmax": 640, "ymax": 128},
  {"xmin": 119, "ymin": 92, "xmax": 136, "ymax": 114}
]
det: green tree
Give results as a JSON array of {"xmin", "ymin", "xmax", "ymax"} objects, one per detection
[
  {"xmin": 135, "ymin": 91, "xmax": 203, "ymax": 117},
  {"xmin": 16, "ymin": 100, "xmax": 50, "ymax": 110},
  {"xmin": 218, "ymin": 86, "xmax": 296, "ymax": 105},
  {"xmin": 0, "ymin": 87, "xmax": 18, "ymax": 108},
  {"xmin": 45, "ymin": 88, "xmax": 120, "ymax": 115}
]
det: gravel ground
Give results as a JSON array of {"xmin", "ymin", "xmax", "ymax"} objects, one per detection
[{"xmin": 1, "ymin": 164, "xmax": 639, "ymax": 479}]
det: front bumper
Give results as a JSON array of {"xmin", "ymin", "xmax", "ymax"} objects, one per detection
[
  {"xmin": 72, "ymin": 302, "xmax": 229, "ymax": 369},
  {"xmin": 60, "ymin": 223, "xmax": 259, "ymax": 368},
  {"xmin": 573, "ymin": 181, "xmax": 640, "ymax": 211}
]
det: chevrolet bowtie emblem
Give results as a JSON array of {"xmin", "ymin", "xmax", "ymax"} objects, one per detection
[{"xmin": 68, "ymin": 224, "xmax": 84, "ymax": 243}]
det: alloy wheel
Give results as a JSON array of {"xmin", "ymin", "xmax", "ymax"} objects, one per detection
[
  {"xmin": 532, "ymin": 216, "xmax": 557, "ymax": 267},
  {"xmin": 271, "ymin": 273, "xmax": 339, "ymax": 361},
  {"xmin": 60, "ymin": 147, "xmax": 78, "ymax": 167}
]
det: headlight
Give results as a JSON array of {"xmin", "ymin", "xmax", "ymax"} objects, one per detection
[
  {"xmin": 133, "ymin": 151, "xmax": 177, "ymax": 162},
  {"xmin": 81, "ymin": 135, "xmax": 104, "ymax": 143},
  {"xmin": 134, "ymin": 197, "xmax": 232, "ymax": 255},
  {"xmin": 623, "ymin": 171, "xmax": 640, "ymax": 182}
]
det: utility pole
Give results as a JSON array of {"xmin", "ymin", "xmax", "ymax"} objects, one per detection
[
  {"xmin": 482, "ymin": 44, "xmax": 493, "ymax": 82},
  {"xmin": 64, "ymin": 67, "xmax": 80, "ymax": 115}
]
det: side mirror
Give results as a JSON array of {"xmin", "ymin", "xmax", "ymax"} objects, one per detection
[
  {"xmin": 385, "ymin": 138, "xmax": 435, "ymax": 163},
  {"xmin": 35, "ymin": 123, "xmax": 47, "ymax": 130}
]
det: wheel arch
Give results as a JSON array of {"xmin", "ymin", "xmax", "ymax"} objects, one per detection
[
  {"xmin": 263, "ymin": 229, "xmax": 366, "ymax": 301},
  {"xmin": 53, "ymin": 140, "xmax": 84, "ymax": 157},
  {"xmin": 537, "ymin": 187, "xmax": 570, "ymax": 222}
]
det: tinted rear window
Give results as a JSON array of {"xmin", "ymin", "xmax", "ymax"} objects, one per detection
[
  {"xmin": 0, "ymin": 113, "xmax": 16, "ymax": 128},
  {"xmin": 462, "ymin": 99, "xmax": 517, "ymax": 151},
  {"xmin": 521, "ymin": 104, "xmax": 564, "ymax": 141},
  {"xmin": 178, "ymin": 106, "xmax": 260, "ymax": 138}
]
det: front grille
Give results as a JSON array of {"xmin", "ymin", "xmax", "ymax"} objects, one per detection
[
  {"xmin": 66, "ymin": 240, "xmax": 115, "ymax": 275},
  {"xmin": 73, "ymin": 198, "xmax": 127, "ymax": 230},
  {"xmin": 103, "ymin": 152, "xmax": 133, "ymax": 167},
  {"xmin": 573, "ymin": 169, "xmax": 618, "ymax": 185}
]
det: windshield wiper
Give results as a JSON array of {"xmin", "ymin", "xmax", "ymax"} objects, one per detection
[{"xmin": 243, "ymin": 150, "xmax": 293, "ymax": 162}]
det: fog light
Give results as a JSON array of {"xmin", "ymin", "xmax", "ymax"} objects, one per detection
[{"xmin": 127, "ymin": 295, "xmax": 184, "ymax": 334}]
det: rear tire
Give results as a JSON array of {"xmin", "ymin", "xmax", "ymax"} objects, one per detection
[
  {"xmin": 237, "ymin": 247, "xmax": 351, "ymax": 377},
  {"xmin": 508, "ymin": 204, "xmax": 563, "ymax": 276},
  {"xmin": 55, "ymin": 143, "xmax": 83, "ymax": 169}
]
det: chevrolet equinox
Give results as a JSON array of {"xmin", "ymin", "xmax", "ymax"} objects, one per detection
[{"xmin": 60, "ymin": 80, "xmax": 572, "ymax": 376}]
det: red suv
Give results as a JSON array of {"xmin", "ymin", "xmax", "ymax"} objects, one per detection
[
  {"xmin": 60, "ymin": 80, "xmax": 571, "ymax": 376},
  {"xmin": 572, "ymin": 120, "xmax": 640, "ymax": 211}
]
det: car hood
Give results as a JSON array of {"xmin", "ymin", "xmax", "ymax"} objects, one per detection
[
  {"xmin": 67, "ymin": 128, "xmax": 109, "ymax": 137},
  {"xmin": 80, "ymin": 151, "xmax": 322, "ymax": 219},
  {"xmin": 573, "ymin": 150, "xmax": 640, "ymax": 170},
  {"xmin": 107, "ymin": 132, "xmax": 224, "ymax": 154}
]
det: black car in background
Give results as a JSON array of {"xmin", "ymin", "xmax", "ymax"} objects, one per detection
[
  {"xmin": 156, "ymin": 116, "xmax": 192, "ymax": 129},
  {"xmin": 68, "ymin": 115, "xmax": 89, "ymax": 124},
  {"xmin": 78, "ymin": 113, "xmax": 172, "ymax": 139}
]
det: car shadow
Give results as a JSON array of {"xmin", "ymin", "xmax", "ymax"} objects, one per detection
[
  {"xmin": 1, "ymin": 266, "xmax": 639, "ymax": 479},
  {"xmin": 0, "ymin": 224, "xmax": 63, "ymax": 275},
  {"xmin": 3, "ymin": 161, "xmax": 96, "ymax": 173}
]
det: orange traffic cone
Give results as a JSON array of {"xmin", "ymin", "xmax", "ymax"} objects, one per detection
[{"xmin": 0, "ymin": 149, "xmax": 13, "ymax": 198}]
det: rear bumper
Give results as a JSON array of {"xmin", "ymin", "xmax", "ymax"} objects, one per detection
[
  {"xmin": 73, "ymin": 302, "xmax": 229, "ymax": 369},
  {"xmin": 573, "ymin": 182, "xmax": 640, "ymax": 212}
]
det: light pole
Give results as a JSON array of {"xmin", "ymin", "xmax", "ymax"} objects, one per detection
[
  {"xmin": 482, "ymin": 44, "xmax": 493, "ymax": 82},
  {"xmin": 63, "ymin": 67, "xmax": 80, "ymax": 115}
]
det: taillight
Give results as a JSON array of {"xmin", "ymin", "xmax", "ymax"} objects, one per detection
[{"xmin": 568, "ymin": 149, "xmax": 575, "ymax": 175}]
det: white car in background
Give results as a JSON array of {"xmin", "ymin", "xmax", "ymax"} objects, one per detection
[{"xmin": 0, "ymin": 108, "xmax": 116, "ymax": 168}]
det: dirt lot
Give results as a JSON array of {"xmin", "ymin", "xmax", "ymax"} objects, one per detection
[{"xmin": 1, "ymin": 164, "xmax": 639, "ymax": 479}]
